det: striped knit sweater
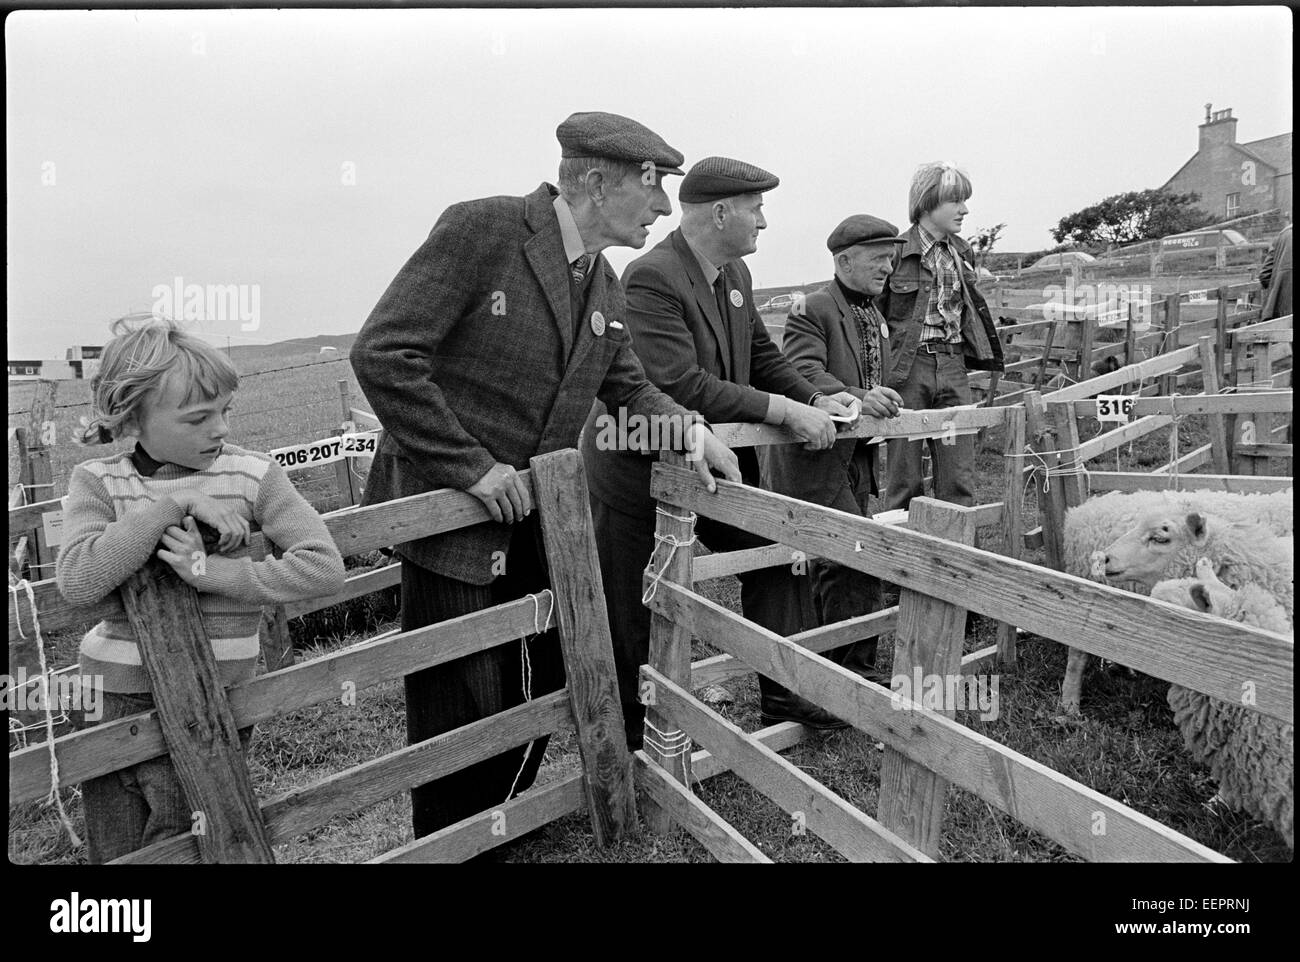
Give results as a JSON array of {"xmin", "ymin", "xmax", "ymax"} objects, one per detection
[{"xmin": 55, "ymin": 442, "xmax": 347, "ymax": 693}]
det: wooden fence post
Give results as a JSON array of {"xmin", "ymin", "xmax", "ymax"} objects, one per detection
[
  {"xmin": 996, "ymin": 405, "xmax": 1025, "ymax": 665},
  {"xmin": 1214, "ymin": 286, "xmax": 1230, "ymax": 385},
  {"xmin": 334, "ymin": 379, "xmax": 356, "ymax": 509},
  {"xmin": 18, "ymin": 381, "xmax": 58, "ymax": 578},
  {"xmin": 258, "ymin": 538, "xmax": 295, "ymax": 673},
  {"xmin": 1198, "ymin": 337, "xmax": 1231, "ymax": 474},
  {"xmin": 120, "ymin": 559, "xmax": 275, "ymax": 863},
  {"xmin": 530, "ymin": 448, "xmax": 637, "ymax": 845},
  {"xmin": 1025, "ymin": 391, "xmax": 1067, "ymax": 572},
  {"xmin": 1159, "ymin": 295, "xmax": 1180, "ymax": 397},
  {"xmin": 875, "ymin": 498, "xmax": 976, "ymax": 859},
  {"xmin": 1076, "ymin": 314, "xmax": 1096, "ymax": 381},
  {"xmin": 642, "ymin": 450, "xmax": 695, "ymax": 835}
]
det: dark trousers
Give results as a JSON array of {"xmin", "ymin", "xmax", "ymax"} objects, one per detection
[
  {"xmin": 401, "ymin": 518, "xmax": 565, "ymax": 839},
  {"xmin": 590, "ymin": 453, "xmax": 812, "ymax": 749},
  {"xmin": 807, "ymin": 455, "xmax": 883, "ymax": 676},
  {"xmin": 82, "ymin": 691, "xmax": 253, "ymax": 864},
  {"xmin": 885, "ymin": 350, "xmax": 976, "ymax": 510}
]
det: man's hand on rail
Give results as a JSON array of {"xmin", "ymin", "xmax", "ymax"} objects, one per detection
[
  {"xmin": 857, "ymin": 386, "xmax": 903, "ymax": 420},
  {"xmin": 685, "ymin": 423, "xmax": 742, "ymax": 494},
  {"xmin": 468, "ymin": 462, "xmax": 531, "ymax": 524}
]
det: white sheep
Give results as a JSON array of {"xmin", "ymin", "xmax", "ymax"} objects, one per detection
[
  {"xmin": 1058, "ymin": 488, "xmax": 1293, "ymax": 713},
  {"xmin": 1150, "ymin": 559, "xmax": 1294, "ymax": 850}
]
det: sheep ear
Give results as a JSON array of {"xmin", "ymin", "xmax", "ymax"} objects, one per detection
[
  {"xmin": 1185, "ymin": 512, "xmax": 1207, "ymax": 541},
  {"xmin": 1189, "ymin": 584, "xmax": 1213, "ymax": 613}
]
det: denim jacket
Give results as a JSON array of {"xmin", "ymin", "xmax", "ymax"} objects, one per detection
[{"xmin": 875, "ymin": 224, "xmax": 1004, "ymax": 388}]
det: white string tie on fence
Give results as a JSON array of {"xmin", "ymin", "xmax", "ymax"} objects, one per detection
[
  {"xmin": 502, "ymin": 592, "xmax": 555, "ymax": 805},
  {"xmin": 8, "ymin": 578, "xmax": 83, "ymax": 849},
  {"xmin": 642, "ymin": 716, "xmax": 695, "ymax": 793},
  {"xmin": 641, "ymin": 508, "xmax": 698, "ymax": 605}
]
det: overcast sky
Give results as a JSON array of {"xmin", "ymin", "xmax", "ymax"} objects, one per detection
[{"xmin": 6, "ymin": 6, "xmax": 1292, "ymax": 357}]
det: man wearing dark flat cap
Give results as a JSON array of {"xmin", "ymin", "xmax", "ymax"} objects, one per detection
[
  {"xmin": 582, "ymin": 156, "xmax": 861, "ymax": 738},
  {"xmin": 352, "ymin": 111, "xmax": 741, "ymax": 842},
  {"xmin": 762, "ymin": 216, "xmax": 906, "ymax": 682}
]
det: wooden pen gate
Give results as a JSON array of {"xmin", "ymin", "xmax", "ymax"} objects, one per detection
[
  {"xmin": 634, "ymin": 431, "xmax": 1292, "ymax": 861},
  {"xmin": 9, "ymin": 449, "xmax": 637, "ymax": 863}
]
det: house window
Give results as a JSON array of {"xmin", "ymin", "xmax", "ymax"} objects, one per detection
[{"xmin": 1226, "ymin": 192, "xmax": 1241, "ymax": 219}]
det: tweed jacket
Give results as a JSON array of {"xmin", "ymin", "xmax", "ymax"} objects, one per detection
[
  {"xmin": 874, "ymin": 225, "xmax": 1004, "ymax": 386},
  {"xmin": 352, "ymin": 182, "xmax": 694, "ymax": 584},
  {"xmin": 1261, "ymin": 224, "xmax": 1293, "ymax": 321},
  {"xmin": 761, "ymin": 281, "xmax": 888, "ymax": 504},
  {"xmin": 583, "ymin": 228, "xmax": 820, "ymax": 517}
]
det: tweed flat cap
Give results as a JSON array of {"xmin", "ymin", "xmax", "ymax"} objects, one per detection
[
  {"xmin": 679, "ymin": 156, "xmax": 779, "ymax": 204},
  {"xmin": 827, "ymin": 214, "xmax": 907, "ymax": 254},
  {"xmin": 556, "ymin": 111, "xmax": 685, "ymax": 175}
]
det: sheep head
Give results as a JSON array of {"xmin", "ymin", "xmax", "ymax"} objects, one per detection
[{"xmin": 1102, "ymin": 511, "xmax": 1212, "ymax": 587}]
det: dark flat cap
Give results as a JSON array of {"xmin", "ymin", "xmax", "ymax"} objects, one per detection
[
  {"xmin": 556, "ymin": 111, "xmax": 685, "ymax": 175},
  {"xmin": 827, "ymin": 214, "xmax": 907, "ymax": 254},
  {"xmin": 679, "ymin": 156, "xmax": 779, "ymax": 204}
]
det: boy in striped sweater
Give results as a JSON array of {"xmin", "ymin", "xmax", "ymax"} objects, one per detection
[{"xmin": 55, "ymin": 316, "xmax": 346, "ymax": 862}]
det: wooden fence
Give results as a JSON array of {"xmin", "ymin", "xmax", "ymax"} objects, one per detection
[
  {"xmin": 9, "ymin": 448, "xmax": 637, "ymax": 863},
  {"xmin": 636, "ymin": 449, "xmax": 1292, "ymax": 861}
]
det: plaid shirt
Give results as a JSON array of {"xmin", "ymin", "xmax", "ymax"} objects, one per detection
[{"xmin": 918, "ymin": 224, "xmax": 964, "ymax": 344}]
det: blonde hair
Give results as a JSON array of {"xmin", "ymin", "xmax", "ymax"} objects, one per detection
[
  {"xmin": 908, "ymin": 161, "xmax": 972, "ymax": 225},
  {"xmin": 77, "ymin": 315, "xmax": 239, "ymax": 445}
]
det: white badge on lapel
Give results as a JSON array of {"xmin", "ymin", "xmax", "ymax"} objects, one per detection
[
  {"xmin": 880, "ymin": 321, "xmax": 889, "ymax": 339},
  {"xmin": 591, "ymin": 311, "xmax": 606, "ymax": 336},
  {"xmin": 730, "ymin": 289, "xmax": 744, "ymax": 308}
]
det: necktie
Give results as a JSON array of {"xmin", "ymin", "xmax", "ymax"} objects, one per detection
[{"xmin": 571, "ymin": 253, "xmax": 590, "ymax": 285}]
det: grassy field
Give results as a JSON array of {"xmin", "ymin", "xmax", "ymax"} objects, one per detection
[{"xmin": 7, "ymin": 343, "xmax": 1293, "ymax": 864}]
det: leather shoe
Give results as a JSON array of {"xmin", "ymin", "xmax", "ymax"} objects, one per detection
[{"xmin": 760, "ymin": 691, "xmax": 850, "ymax": 731}]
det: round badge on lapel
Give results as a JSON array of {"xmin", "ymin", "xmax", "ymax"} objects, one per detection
[
  {"xmin": 730, "ymin": 289, "xmax": 743, "ymax": 308},
  {"xmin": 591, "ymin": 311, "xmax": 606, "ymax": 336},
  {"xmin": 880, "ymin": 321, "xmax": 890, "ymax": 339}
]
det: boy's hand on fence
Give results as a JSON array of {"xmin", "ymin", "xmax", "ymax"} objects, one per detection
[
  {"xmin": 685, "ymin": 424, "xmax": 741, "ymax": 494},
  {"xmin": 469, "ymin": 462, "xmax": 531, "ymax": 524},
  {"xmin": 174, "ymin": 491, "xmax": 250, "ymax": 553},
  {"xmin": 157, "ymin": 516, "xmax": 209, "ymax": 587}
]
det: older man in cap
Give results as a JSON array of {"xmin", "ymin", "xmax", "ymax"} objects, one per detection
[
  {"xmin": 582, "ymin": 156, "xmax": 860, "ymax": 739},
  {"xmin": 351, "ymin": 112, "xmax": 741, "ymax": 841},
  {"xmin": 762, "ymin": 216, "xmax": 906, "ymax": 681}
]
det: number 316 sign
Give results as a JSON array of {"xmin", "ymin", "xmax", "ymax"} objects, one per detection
[{"xmin": 1096, "ymin": 395, "xmax": 1136, "ymax": 422}]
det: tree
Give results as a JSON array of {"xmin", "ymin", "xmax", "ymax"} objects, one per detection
[
  {"xmin": 1051, "ymin": 189, "xmax": 1214, "ymax": 248},
  {"xmin": 966, "ymin": 223, "xmax": 1006, "ymax": 269}
]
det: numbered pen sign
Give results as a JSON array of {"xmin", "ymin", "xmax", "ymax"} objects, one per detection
[
  {"xmin": 269, "ymin": 432, "xmax": 379, "ymax": 472},
  {"xmin": 1095, "ymin": 395, "xmax": 1136, "ymax": 423}
]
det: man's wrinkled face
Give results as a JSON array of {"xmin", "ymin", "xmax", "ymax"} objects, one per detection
[
  {"xmin": 718, "ymin": 193, "xmax": 767, "ymax": 259},
  {"xmin": 601, "ymin": 168, "xmax": 673, "ymax": 249},
  {"xmin": 839, "ymin": 244, "xmax": 898, "ymax": 296}
]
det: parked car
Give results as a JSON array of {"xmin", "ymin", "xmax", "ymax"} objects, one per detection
[
  {"xmin": 765, "ymin": 293, "xmax": 795, "ymax": 311},
  {"xmin": 1024, "ymin": 251, "xmax": 1097, "ymax": 273},
  {"xmin": 1159, "ymin": 229, "xmax": 1248, "ymax": 251}
]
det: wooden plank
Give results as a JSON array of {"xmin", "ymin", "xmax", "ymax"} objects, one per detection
[
  {"xmin": 694, "ymin": 543, "xmax": 805, "ymax": 581},
  {"xmin": 1230, "ymin": 314, "xmax": 1292, "ymax": 339},
  {"xmin": 1199, "ymin": 338, "xmax": 1230, "ymax": 473},
  {"xmin": 709, "ymin": 407, "xmax": 1006, "ymax": 449},
  {"xmin": 332, "ymin": 380, "xmax": 357, "ymax": 508},
  {"xmin": 1075, "ymin": 414, "xmax": 1173, "ymax": 464},
  {"xmin": 633, "ymin": 752, "xmax": 772, "ymax": 863},
  {"xmin": 258, "ymin": 538, "xmax": 294, "ymax": 673},
  {"xmin": 645, "ymin": 578, "xmax": 1230, "ymax": 863},
  {"xmin": 350, "ymin": 407, "xmax": 382, "ymax": 430},
  {"xmin": 1236, "ymin": 443, "xmax": 1294, "ymax": 458},
  {"xmin": 1215, "ymin": 287, "xmax": 1230, "ymax": 384},
  {"xmin": 10, "ymin": 593, "xmax": 549, "ymax": 804},
  {"xmin": 1041, "ymin": 344, "xmax": 1201, "ymax": 402},
  {"xmin": 370, "ymin": 770, "xmax": 586, "ymax": 864},
  {"xmin": 20, "ymin": 382, "xmax": 58, "ymax": 576},
  {"xmin": 1150, "ymin": 443, "xmax": 1212, "ymax": 475},
  {"xmin": 1234, "ymin": 330, "xmax": 1293, "ymax": 344},
  {"xmin": 643, "ymin": 666, "xmax": 930, "ymax": 862},
  {"xmin": 691, "ymin": 606, "xmax": 899, "ymax": 689},
  {"xmin": 1033, "ymin": 321, "xmax": 1059, "ymax": 390},
  {"xmin": 119, "ymin": 559, "xmax": 274, "ymax": 863},
  {"xmin": 1086, "ymin": 472, "xmax": 1293, "ymax": 494},
  {"xmin": 1025, "ymin": 392, "xmax": 1067, "ymax": 572},
  {"xmin": 642, "ymin": 450, "xmax": 695, "ymax": 834},
  {"xmin": 1069, "ymin": 391, "xmax": 1291, "ymax": 417},
  {"xmin": 7, "ymin": 494, "xmax": 63, "ymax": 536},
  {"xmin": 649, "ymin": 463, "xmax": 1294, "ymax": 723},
  {"xmin": 116, "ymin": 690, "xmax": 573, "ymax": 863},
  {"xmin": 877, "ymin": 500, "xmax": 975, "ymax": 858},
  {"xmin": 531, "ymin": 448, "xmax": 636, "ymax": 846},
  {"xmin": 283, "ymin": 562, "xmax": 401, "ymax": 620}
]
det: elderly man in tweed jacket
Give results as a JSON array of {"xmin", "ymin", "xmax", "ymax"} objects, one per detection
[{"xmin": 351, "ymin": 112, "xmax": 739, "ymax": 841}]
